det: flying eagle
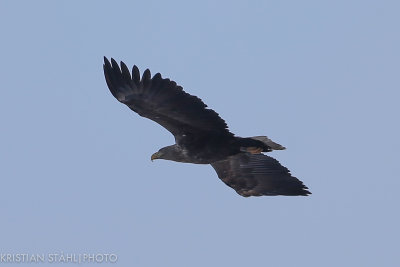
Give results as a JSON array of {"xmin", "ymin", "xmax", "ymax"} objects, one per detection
[{"xmin": 103, "ymin": 57, "xmax": 311, "ymax": 197}]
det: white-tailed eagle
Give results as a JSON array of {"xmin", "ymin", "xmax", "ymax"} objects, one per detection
[{"xmin": 103, "ymin": 57, "xmax": 310, "ymax": 197}]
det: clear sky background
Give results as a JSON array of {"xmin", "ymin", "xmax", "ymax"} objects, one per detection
[{"xmin": 1, "ymin": 1, "xmax": 399, "ymax": 266}]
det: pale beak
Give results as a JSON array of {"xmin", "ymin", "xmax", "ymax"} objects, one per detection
[{"xmin": 151, "ymin": 152, "xmax": 160, "ymax": 161}]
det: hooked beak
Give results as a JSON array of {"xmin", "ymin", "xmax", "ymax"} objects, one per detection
[{"xmin": 151, "ymin": 152, "xmax": 160, "ymax": 161}]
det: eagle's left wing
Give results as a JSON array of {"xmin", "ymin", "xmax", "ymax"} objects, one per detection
[{"xmin": 103, "ymin": 57, "xmax": 233, "ymax": 141}]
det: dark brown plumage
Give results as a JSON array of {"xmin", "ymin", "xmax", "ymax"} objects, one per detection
[{"xmin": 103, "ymin": 57, "xmax": 311, "ymax": 197}]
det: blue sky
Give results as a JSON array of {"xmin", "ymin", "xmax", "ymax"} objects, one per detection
[{"xmin": 1, "ymin": 1, "xmax": 399, "ymax": 266}]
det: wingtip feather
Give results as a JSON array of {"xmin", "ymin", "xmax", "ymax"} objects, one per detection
[{"xmin": 132, "ymin": 65, "xmax": 140, "ymax": 83}]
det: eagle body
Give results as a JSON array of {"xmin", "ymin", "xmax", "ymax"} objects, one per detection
[
  {"xmin": 155, "ymin": 135, "xmax": 269, "ymax": 164},
  {"xmin": 164, "ymin": 134, "xmax": 236, "ymax": 164},
  {"xmin": 103, "ymin": 57, "xmax": 311, "ymax": 197}
]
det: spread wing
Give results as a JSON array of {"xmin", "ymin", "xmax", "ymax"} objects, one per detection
[
  {"xmin": 211, "ymin": 153, "xmax": 311, "ymax": 197},
  {"xmin": 103, "ymin": 57, "xmax": 233, "ymax": 140}
]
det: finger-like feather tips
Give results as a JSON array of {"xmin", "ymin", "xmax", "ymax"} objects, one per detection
[
  {"xmin": 142, "ymin": 69, "xmax": 151, "ymax": 88},
  {"xmin": 120, "ymin": 61, "xmax": 131, "ymax": 82},
  {"xmin": 132, "ymin": 65, "xmax": 140, "ymax": 84},
  {"xmin": 103, "ymin": 57, "xmax": 233, "ymax": 138}
]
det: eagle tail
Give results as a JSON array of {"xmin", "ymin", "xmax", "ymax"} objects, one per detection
[{"xmin": 249, "ymin": 136, "xmax": 286, "ymax": 150}]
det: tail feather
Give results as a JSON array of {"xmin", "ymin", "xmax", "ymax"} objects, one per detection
[{"xmin": 249, "ymin": 136, "xmax": 286, "ymax": 150}]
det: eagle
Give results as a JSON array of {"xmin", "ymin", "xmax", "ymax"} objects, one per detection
[{"xmin": 103, "ymin": 57, "xmax": 310, "ymax": 197}]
